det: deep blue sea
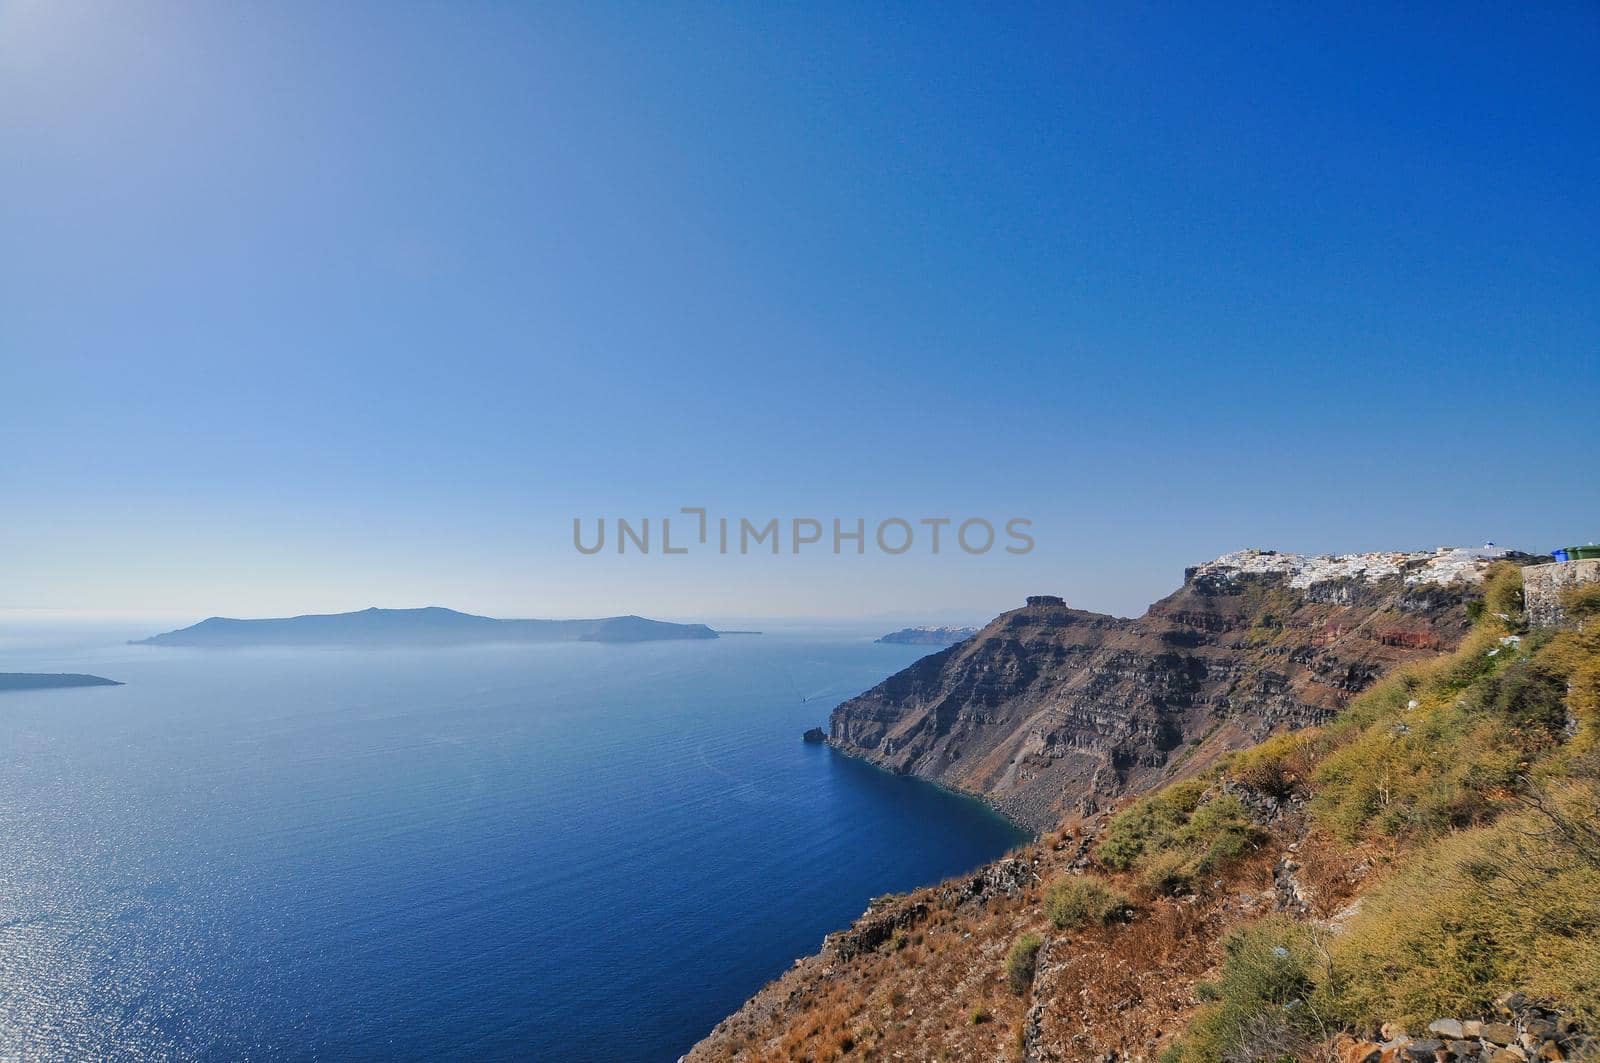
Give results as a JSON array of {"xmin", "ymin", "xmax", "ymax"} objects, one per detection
[{"xmin": 0, "ymin": 623, "xmax": 1025, "ymax": 1061}]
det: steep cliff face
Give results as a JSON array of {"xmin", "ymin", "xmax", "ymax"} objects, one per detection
[{"xmin": 829, "ymin": 549, "xmax": 1512, "ymax": 831}]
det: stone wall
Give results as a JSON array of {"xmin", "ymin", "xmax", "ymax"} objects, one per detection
[{"xmin": 1522, "ymin": 559, "xmax": 1600, "ymax": 627}]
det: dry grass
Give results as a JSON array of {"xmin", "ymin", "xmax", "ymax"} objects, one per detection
[{"xmin": 688, "ymin": 833, "xmax": 1292, "ymax": 1062}]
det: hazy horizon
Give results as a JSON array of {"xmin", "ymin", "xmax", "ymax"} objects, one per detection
[{"xmin": 0, "ymin": 533, "xmax": 1568, "ymax": 630}]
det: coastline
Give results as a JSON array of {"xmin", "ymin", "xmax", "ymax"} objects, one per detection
[{"xmin": 819, "ymin": 735, "xmax": 1037, "ymax": 840}]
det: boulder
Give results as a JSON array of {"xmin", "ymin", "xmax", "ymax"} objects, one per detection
[
  {"xmin": 1337, "ymin": 1036, "xmax": 1384, "ymax": 1063},
  {"xmin": 1429, "ymin": 1020, "xmax": 1466, "ymax": 1039},
  {"xmin": 1482, "ymin": 1024, "xmax": 1518, "ymax": 1046},
  {"xmin": 1525, "ymin": 1019, "xmax": 1557, "ymax": 1040},
  {"xmin": 1495, "ymin": 992, "xmax": 1530, "ymax": 1018}
]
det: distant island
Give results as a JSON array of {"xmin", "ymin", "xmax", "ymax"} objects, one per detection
[
  {"xmin": 0, "ymin": 673, "xmax": 123, "ymax": 691},
  {"xmin": 134, "ymin": 607, "xmax": 720, "ymax": 648},
  {"xmin": 874, "ymin": 625, "xmax": 980, "ymax": 646}
]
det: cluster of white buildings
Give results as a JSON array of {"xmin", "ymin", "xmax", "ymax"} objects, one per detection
[{"xmin": 1193, "ymin": 544, "xmax": 1508, "ymax": 589}]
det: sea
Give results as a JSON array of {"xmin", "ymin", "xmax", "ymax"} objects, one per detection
[{"xmin": 0, "ymin": 621, "xmax": 1025, "ymax": 1061}]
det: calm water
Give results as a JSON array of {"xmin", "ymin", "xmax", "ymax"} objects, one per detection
[{"xmin": 0, "ymin": 624, "xmax": 1025, "ymax": 1061}]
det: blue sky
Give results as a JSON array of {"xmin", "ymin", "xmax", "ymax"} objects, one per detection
[{"xmin": 2, "ymin": 2, "xmax": 1596, "ymax": 621}]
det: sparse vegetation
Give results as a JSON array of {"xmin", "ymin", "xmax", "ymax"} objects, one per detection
[
  {"xmin": 1310, "ymin": 582, "xmax": 1600, "ymax": 1029},
  {"xmin": 1179, "ymin": 572, "xmax": 1600, "ymax": 1046}
]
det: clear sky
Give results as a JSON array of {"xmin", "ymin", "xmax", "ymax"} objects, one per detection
[{"xmin": 2, "ymin": 2, "xmax": 1596, "ymax": 623}]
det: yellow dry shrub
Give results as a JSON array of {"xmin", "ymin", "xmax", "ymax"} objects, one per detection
[{"xmin": 1322, "ymin": 793, "xmax": 1600, "ymax": 1028}]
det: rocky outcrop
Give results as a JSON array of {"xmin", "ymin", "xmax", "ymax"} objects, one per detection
[
  {"xmin": 829, "ymin": 549, "xmax": 1518, "ymax": 831},
  {"xmin": 1336, "ymin": 996, "xmax": 1591, "ymax": 1062},
  {"xmin": 938, "ymin": 856, "xmax": 1039, "ymax": 909},
  {"xmin": 821, "ymin": 858, "xmax": 1040, "ymax": 963},
  {"xmin": 821, "ymin": 896, "xmax": 930, "ymax": 962},
  {"xmin": 1523, "ymin": 559, "xmax": 1600, "ymax": 628}
]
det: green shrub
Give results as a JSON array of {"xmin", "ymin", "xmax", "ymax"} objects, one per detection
[
  {"xmin": 1098, "ymin": 781, "xmax": 1262, "ymax": 892},
  {"xmin": 1179, "ymin": 917, "xmax": 1326, "ymax": 1063},
  {"xmin": 1098, "ymin": 781, "xmax": 1205, "ymax": 870},
  {"xmin": 1184, "ymin": 795, "xmax": 1260, "ymax": 873},
  {"xmin": 1138, "ymin": 850, "xmax": 1193, "ymax": 896},
  {"xmin": 1005, "ymin": 931, "xmax": 1044, "ymax": 994},
  {"xmin": 1044, "ymin": 877, "xmax": 1130, "ymax": 928}
]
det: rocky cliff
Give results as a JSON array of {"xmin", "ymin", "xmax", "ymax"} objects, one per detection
[
  {"xmin": 828, "ymin": 547, "xmax": 1520, "ymax": 831},
  {"xmin": 691, "ymin": 557, "xmax": 1600, "ymax": 1063}
]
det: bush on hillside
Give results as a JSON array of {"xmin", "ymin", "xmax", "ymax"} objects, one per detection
[
  {"xmin": 1005, "ymin": 931, "xmax": 1044, "ymax": 995},
  {"xmin": 1311, "ymin": 693, "xmax": 1525, "ymax": 842},
  {"xmin": 1227, "ymin": 731, "xmax": 1322, "ymax": 799},
  {"xmin": 1098, "ymin": 781, "xmax": 1205, "ymax": 871},
  {"xmin": 1167, "ymin": 917, "xmax": 1327, "ymax": 1063},
  {"xmin": 1482, "ymin": 561, "xmax": 1526, "ymax": 619},
  {"xmin": 1185, "ymin": 795, "xmax": 1261, "ymax": 872},
  {"xmin": 1546, "ymin": 585, "xmax": 1600, "ymax": 758},
  {"xmin": 1044, "ymin": 877, "xmax": 1130, "ymax": 929},
  {"xmin": 1098, "ymin": 783, "xmax": 1263, "ymax": 893},
  {"xmin": 1134, "ymin": 850, "xmax": 1190, "ymax": 896}
]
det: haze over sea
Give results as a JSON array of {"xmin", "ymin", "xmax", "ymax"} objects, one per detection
[{"xmin": 0, "ymin": 622, "xmax": 1024, "ymax": 1061}]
